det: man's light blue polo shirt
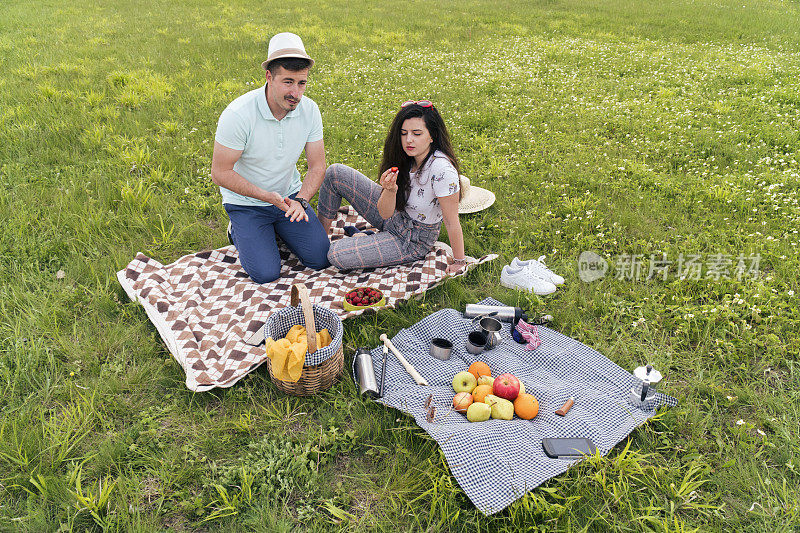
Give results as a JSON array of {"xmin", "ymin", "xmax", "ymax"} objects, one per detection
[{"xmin": 214, "ymin": 84, "xmax": 323, "ymax": 206}]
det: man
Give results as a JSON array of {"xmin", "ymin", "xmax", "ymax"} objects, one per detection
[{"xmin": 211, "ymin": 32, "xmax": 330, "ymax": 284}]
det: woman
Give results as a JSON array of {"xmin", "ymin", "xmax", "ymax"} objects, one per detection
[{"xmin": 317, "ymin": 100, "xmax": 469, "ymax": 274}]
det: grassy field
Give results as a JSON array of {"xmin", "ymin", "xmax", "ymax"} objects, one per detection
[{"xmin": 2, "ymin": 0, "xmax": 800, "ymax": 530}]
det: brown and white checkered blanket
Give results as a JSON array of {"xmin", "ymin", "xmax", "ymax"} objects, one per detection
[{"xmin": 117, "ymin": 206, "xmax": 497, "ymax": 391}]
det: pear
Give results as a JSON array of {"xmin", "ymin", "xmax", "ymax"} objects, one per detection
[
  {"xmin": 466, "ymin": 402, "xmax": 491, "ymax": 422},
  {"xmin": 485, "ymin": 394, "xmax": 514, "ymax": 420},
  {"xmin": 477, "ymin": 375, "xmax": 495, "ymax": 388},
  {"xmin": 519, "ymin": 381, "xmax": 526, "ymax": 395}
]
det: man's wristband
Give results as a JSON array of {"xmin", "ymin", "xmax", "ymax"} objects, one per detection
[
  {"xmin": 452, "ymin": 257, "xmax": 468, "ymax": 264},
  {"xmin": 296, "ymin": 197, "xmax": 310, "ymax": 210}
]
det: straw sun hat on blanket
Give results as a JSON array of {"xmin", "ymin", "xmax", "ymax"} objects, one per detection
[{"xmin": 458, "ymin": 175, "xmax": 496, "ymax": 214}]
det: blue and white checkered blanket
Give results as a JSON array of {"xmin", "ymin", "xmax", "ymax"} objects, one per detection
[{"xmin": 356, "ymin": 299, "xmax": 677, "ymax": 515}]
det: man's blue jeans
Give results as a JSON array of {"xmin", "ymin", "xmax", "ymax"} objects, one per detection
[{"xmin": 224, "ymin": 196, "xmax": 330, "ymax": 284}]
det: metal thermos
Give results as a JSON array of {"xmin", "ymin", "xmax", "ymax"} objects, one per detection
[
  {"xmin": 354, "ymin": 347, "xmax": 380, "ymax": 398},
  {"xmin": 464, "ymin": 304, "xmax": 527, "ymax": 323}
]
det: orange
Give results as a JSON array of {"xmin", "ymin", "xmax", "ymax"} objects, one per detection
[
  {"xmin": 514, "ymin": 393, "xmax": 539, "ymax": 420},
  {"xmin": 472, "ymin": 384, "xmax": 493, "ymax": 403},
  {"xmin": 468, "ymin": 361, "xmax": 492, "ymax": 381}
]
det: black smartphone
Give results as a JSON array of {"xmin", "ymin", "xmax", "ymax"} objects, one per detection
[{"xmin": 542, "ymin": 438, "xmax": 597, "ymax": 459}]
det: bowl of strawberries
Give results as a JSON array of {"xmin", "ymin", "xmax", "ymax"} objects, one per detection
[{"xmin": 342, "ymin": 287, "xmax": 386, "ymax": 311}]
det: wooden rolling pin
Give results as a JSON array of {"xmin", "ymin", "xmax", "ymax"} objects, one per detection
[{"xmin": 379, "ymin": 334, "xmax": 429, "ymax": 386}]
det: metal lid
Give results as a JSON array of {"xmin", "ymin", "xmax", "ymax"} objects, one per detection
[{"xmin": 633, "ymin": 364, "xmax": 662, "ymax": 384}]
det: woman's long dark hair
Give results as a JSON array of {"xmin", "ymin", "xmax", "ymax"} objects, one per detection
[{"xmin": 379, "ymin": 103, "xmax": 461, "ymax": 212}]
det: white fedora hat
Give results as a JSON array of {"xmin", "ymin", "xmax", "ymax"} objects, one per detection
[
  {"xmin": 458, "ymin": 175, "xmax": 496, "ymax": 214},
  {"xmin": 261, "ymin": 32, "xmax": 314, "ymax": 70}
]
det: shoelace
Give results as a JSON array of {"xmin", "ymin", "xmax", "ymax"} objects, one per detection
[
  {"xmin": 514, "ymin": 266, "xmax": 547, "ymax": 283},
  {"xmin": 515, "ymin": 319, "xmax": 541, "ymax": 350},
  {"xmin": 536, "ymin": 255, "xmax": 554, "ymax": 272}
]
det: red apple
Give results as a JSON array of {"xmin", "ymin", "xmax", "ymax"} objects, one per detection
[
  {"xmin": 452, "ymin": 392, "xmax": 474, "ymax": 414},
  {"xmin": 493, "ymin": 373, "xmax": 521, "ymax": 401}
]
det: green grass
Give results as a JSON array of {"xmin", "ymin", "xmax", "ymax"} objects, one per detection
[{"xmin": 2, "ymin": 0, "xmax": 800, "ymax": 530}]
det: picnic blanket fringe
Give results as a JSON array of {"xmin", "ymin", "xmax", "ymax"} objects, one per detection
[{"xmin": 117, "ymin": 266, "xmax": 201, "ymax": 388}]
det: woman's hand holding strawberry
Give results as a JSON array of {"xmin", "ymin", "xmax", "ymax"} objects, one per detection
[{"xmin": 380, "ymin": 167, "xmax": 399, "ymax": 192}]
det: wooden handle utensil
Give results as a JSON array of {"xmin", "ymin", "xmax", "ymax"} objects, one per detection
[
  {"xmin": 379, "ymin": 334, "xmax": 429, "ymax": 386},
  {"xmin": 555, "ymin": 397, "xmax": 574, "ymax": 417}
]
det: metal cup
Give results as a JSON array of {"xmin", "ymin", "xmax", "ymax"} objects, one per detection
[
  {"xmin": 473, "ymin": 316, "xmax": 503, "ymax": 350},
  {"xmin": 430, "ymin": 338, "xmax": 453, "ymax": 360},
  {"xmin": 466, "ymin": 331, "xmax": 487, "ymax": 354}
]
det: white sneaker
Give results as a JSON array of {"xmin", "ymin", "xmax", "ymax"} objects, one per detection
[
  {"xmin": 511, "ymin": 256, "xmax": 565, "ymax": 285},
  {"xmin": 500, "ymin": 265, "xmax": 557, "ymax": 295}
]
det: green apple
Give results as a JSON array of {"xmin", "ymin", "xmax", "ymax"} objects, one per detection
[
  {"xmin": 477, "ymin": 375, "xmax": 494, "ymax": 388},
  {"xmin": 466, "ymin": 402, "xmax": 491, "ymax": 422},
  {"xmin": 485, "ymin": 394, "xmax": 514, "ymax": 420},
  {"xmin": 452, "ymin": 371, "xmax": 477, "ymax": 393}
]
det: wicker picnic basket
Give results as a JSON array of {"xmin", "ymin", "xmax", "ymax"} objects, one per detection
[{"xmin": 263, "ymin": 283, "xmax": 344, "ymax": 396}]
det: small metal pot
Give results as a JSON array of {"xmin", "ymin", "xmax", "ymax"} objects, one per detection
[
  {"xmin": 629, "ymin": 363, "xmax": 663, "ymax": 407},
  {"xmin": 473, "ymin": 316, "xmax": 503, "ymax": 350},
  {"xmin": 466, "ymin": 331, "xmax": 488, "ymax": 354},
  {"xmin": 430, "ymin": 338, "xmax": 453, "ymax": 360}
]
